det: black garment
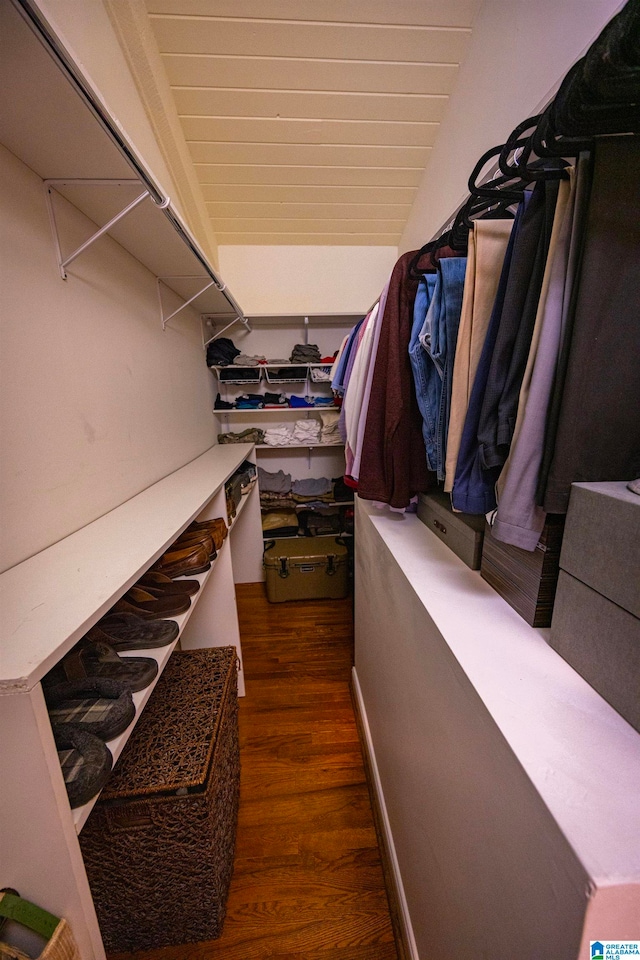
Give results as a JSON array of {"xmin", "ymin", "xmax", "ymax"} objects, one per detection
[
  {"xmin": 542, "ymin": 135, "xmax": 640, "ymax": 512},
  {"xmin": 214, "ymin": 393, "xmax": 234, "ymax": 410},
  {"xmin": 536, "ymin": 153, "xmax": 593, "ymax": 503},
  {"xmin": 206, "ymin": 337, "xmax": 240, "ymax": 366},
  {"xmin": 551, "ymin": 0, "xmax": 640, "ymax": 138},
  {"xmin": 477, "ymin": 179, "xmax": 559, "ymax": 471}
]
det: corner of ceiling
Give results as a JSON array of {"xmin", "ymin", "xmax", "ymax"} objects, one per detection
[{"xmin": 103, "ymin": 0, "xmax": 221, "ymax": 269}]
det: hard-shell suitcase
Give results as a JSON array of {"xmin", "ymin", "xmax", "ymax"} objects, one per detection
[{"xmin": 263, "ymin": 536, "xmax": 350, "ymax": 602}]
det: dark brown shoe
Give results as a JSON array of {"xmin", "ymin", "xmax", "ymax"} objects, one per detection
[
  {"xmin": 153, "ymin": 544, "xmax": 211, "ymax": 578},
  {"xmin": 188, "ymin": 518, "xmax": 228, "ymax": 550},
  {"xmin": 112, "ymin": 586, "xmax": 191, "ymax": 619},
  {"xmin": 138, "ymin": 571, "xmax": 200, "ymax": 596},
  {"xmin": 173, "ymin": 530, "xmax": 216, "ymax": 558}
]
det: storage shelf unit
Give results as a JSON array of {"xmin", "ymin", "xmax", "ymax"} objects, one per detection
[
  {"xmin": 354, "ymin": 498, "xmax": 640, "ymax": 957},
  {"xmin": 0, "ymin": 0, "xmax": 245, "ymax": 325},
  {"xmin": 0, "ymin": 444, "xmax": 261, "ymax": 959}
]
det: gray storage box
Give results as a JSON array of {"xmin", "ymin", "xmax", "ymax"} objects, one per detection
[
  {"xmin": 417, "ymin": 491, "xmax": 485, "ymax": 569},
  {"xmin": 549, "ymin": 481, "xmax": 640, "ymax": 732}
]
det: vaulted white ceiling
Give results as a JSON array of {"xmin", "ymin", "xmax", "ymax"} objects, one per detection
[{"xmin": 144, "ymin": 0, "xmax": 480, "ymax": 245}]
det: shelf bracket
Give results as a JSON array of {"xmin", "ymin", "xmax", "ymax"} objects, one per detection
[
  {"xmin": 157, "ymin": 276, "xmax": 223, "ymax": 330},
  {"xmin": 43, "ymin": 179, "xmax": 167, "ymax": 280},
  {"xmin": 202, "ymin": 315, "xmax": 253, "ymax": 349}
]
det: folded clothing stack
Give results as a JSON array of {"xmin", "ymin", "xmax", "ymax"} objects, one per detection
[
  {"xmin": 218, "ymin": 368, "xmax": 260, "ymax": 383},
  {"xmin": 293, "ymin": 419, "xmax": 320, "ymax": 444},
  {"xmin": 320, "ymin": 411, "xmax": 341, "ymax": 444},
  {"xmin": 311, "ymin": 366, "xmax": 332, "ymax": 382},
  {"xmin": 289, "ymin": 395, "xmax": 314, "ymax": 408},
  {"xmin": 263, "ymin": 424, "xmax": 295, "ymax": 446},
  {"xmin": 218, "ymin": 428, "xmax": 265, "ymax": 444},
  {"xmin": 235, "ymin": 393, "xmax": 264, "ymax": 409},
  {"xmin": 263, "ymin": 392, "xmax": 288, "ymax": 407},
  {"xmin": 206, "ymin": 337, "xmax": 240, "ymax": 367},
  {"xmin": 233, "ymin": 353, "xmax": 265, "ymax": 365},
  {"xmin": 260, "ymin": 493, "xmax": 297, "ymax": 511},
  {"xmin": 290, "ymin": 343, "xmax": 321, "ymax": 363},
  {"xmin": 262, "ymin": 509, "xmax": 299, "ymax": 538},
  {"xmin": 258, "ymin": 467, "xmax": 292, "ymax": 493},
  {"xmin": 292, "ymin": 476, "xmax": 332, "ymax": 497}
]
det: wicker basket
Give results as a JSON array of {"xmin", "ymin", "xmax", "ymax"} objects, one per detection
[
  {"xmin": 79, "ymin": 647, "xmax": 239, "ymax": 953},
  {"xmin": 0, "ymin": 893, "xmax": 80, "ymax": 960}
]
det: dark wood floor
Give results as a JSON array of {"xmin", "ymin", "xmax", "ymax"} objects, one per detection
[{"xmin": 113, "ymin": 582, "xmax": 397, "ymax": 960}]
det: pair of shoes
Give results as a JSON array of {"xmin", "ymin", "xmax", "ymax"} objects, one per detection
[
  {"xmin": 172, "ymin": 528, "xmax": 217, "ymax": 559},
  {"xmin": 187, "ymin": 517, "xmax": 228, "ymax": 550},
  {"xmin": 45, "ymin": 677, "xmax": 135, "ymax": 742},
  {"xmin": 153, "ymin": 543, "xmax": 211, "ymax": 578},
  {"xmin": 112, "ymin": 585, "xmax": 191, "ymax": 620},
  {"xmin": 44, "ymin": 638, "xmax": 158, "ymax": 693},
  {"xmin": 137, "ymin": 570, "xmax": 200, "ymax": 596},
  {"xmin": 88, "ymin": 612, "xmax": 179, "ymax": 650}
]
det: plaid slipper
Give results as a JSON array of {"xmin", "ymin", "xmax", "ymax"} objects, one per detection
[
  {"xmin": 52, "ymin": 725, "xmax": 113, "ymax": 808},
  {"xmin": 44, "ymin": 677, "xmax": 135, "ymax": 741}
]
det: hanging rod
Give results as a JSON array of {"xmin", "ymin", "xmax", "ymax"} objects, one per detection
[{"xmin": 12, "ymin": 0, "xmax": 247, "ymax": 325}]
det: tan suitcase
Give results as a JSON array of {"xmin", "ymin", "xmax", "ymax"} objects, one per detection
[{"xmin": 263, "ymin": 536, "xmax": 350, "ymax": 602}]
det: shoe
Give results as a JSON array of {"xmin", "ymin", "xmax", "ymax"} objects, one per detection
[
  {"xmin": 188, "ymin": 518, "xmax": 228, "ymax": 550},
  {"xmin": 44, "ymin": 677, "xmax": 135, "ymax": 741},
  {"xmin": 52, "ymin": 726, "xmax": 112, "ymax": 808},
  {"xmin": 88, "ymin": 613, "xmax": 179, "ymax": 650},
  {"xmin": 112, "ymin": 587, "xmax": 191, "ymax": 620},
  {"xmin": 138, "ymin": 570, "xmax": 200, "ymax": 596},
  {"xmin": 172, "ymin": 530, "xmax": 216, "ymax": 558},
  {"xmin": 59, "ymin": 640, "xmax": 158, "ymax": 693},
  {"xmin": 153, "ymin": 544, "xmax": 211, "ymax": 578}
]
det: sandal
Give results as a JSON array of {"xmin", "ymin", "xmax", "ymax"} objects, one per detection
[
  {"xmin": 137, "ymin": 570, "xmax": 200, "ymax": 596},
  {"xmin": 51, "ymin": 725, "xmax": 113, "ymax": 808},
  {"xmin": 112, "ymin": 586, "xmax": 191, "ymax": 619},
  {"xmin": 88, "ymin": 613, "xmax": 179, "ymax": 650},
  {"xmin": 44, "ymin": 677, "xmax": 135, "ymax": 741},
  {"xmin": 60, "ymin": 640, "xmax": 158, "ymax": 693}
]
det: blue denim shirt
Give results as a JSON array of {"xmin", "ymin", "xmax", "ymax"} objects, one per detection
[{"xmin": 408, "ymin": 273, "xmax": 438, "ymax": 469}]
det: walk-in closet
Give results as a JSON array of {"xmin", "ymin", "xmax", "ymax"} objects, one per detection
[{"xmin": 1, "ymin": 2, "xmax": 639, "ymax": 959}]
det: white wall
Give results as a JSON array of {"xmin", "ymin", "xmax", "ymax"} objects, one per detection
[
  {"xmin": 218, "ymin": 245, "xmax": 398, "ymax": 314},
  {"xmin": 399, "ymin": 0, "xmax": 625, "ymax": 252},
  {"xmin": 0, "ymin": 145, "xmax": 216, "ymax": 573}
]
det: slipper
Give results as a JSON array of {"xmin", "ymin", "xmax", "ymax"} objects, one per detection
[
  {"xmin": 52, "ymin": 725, "xmax": 112, "ymax": 808},
  {"xmin": 44, "ymin": 677, "xmax": 135, "ymax": 741},
  {"xmin": 60, "ymin": 640, "xmax": 158, "ymax": 693},
  {"xmin": 112, "ymin": 586, "xmax": 191, "ymax": 619},
  {"xmin": 87, "ymin": 612, "xmax": 179, "ymax": 650},
  {"xmin": 138, "ymin": 571, "xmax": 200, "ymax": 596}
]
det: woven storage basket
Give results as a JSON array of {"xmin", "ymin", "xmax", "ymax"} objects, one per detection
[
  {"xmin": 0, "ymin": 893, "xmax": 80, "ymax": 960},
  {"xmin": 79, "ymin": 647, "xmax": 239, "ymax": 953}
]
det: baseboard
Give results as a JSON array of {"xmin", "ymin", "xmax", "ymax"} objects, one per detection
[{"xmin": 351, "ymin": 667, "xmax": 420, "ymax": 960}]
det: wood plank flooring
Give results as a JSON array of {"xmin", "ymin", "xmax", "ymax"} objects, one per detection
[{"xmin": 111, "ymin": 582, "xmax": 398, "ymax": 960}]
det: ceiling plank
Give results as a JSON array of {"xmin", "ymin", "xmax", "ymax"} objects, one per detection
[
  {"xmin": 206, "ymin": 201, "xmax": 412, "ymax": 219},
  {"xmin": 215, "ymin": 232, "xmax": 401, "ymax": 244},
  {"xmin": 209, "ymin": 217, "xmax": 406, "ymax": 232},
  {"xmin": 162, "ymin": 54, "xmax": 459, "ymax": 95},
  {"xmin": 188, "ymin": 142, "xmax": 430, "ymax": 166},
  {"xmin": 149, "ymin": 17, "xmax": 471, "ymax": 64},
  {"xmin": 182, "ymin": 116, "xmax": 438, "ymax": 146},
  {"xmin": 200, "ymin": 183, "xmax": 418, "ymax": 202},
  {"xmin": 172, "ymin": 88, "xmax": 448, "ymax": 123},
  {"xmin": 146, "ymin": 1, "xmax": 480, "ymax": 30},
  {"xmin": 193, "ymin": 164, "xmax": 425, "ymax": 186}
]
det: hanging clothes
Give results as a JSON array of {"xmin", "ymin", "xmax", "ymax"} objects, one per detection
[
  {"xmin": 444, "ymin": 219, "xmax": 513, "ymax": 492},
  {"xmin": 476, "ymin": 178, "xmax": 560, "ymax": 473},
  {"xmin": 451, "ymin": 197, "xmax": 528, "ymax": 514},
  {"xmin": 541, "ymin": 134, "xmax": 640, "ymax": 511},
  {"xmin": 350, "ymin": 280, "xmax": 391, "ymax": 483},
  {"xmin": 416, "ymin": 257, "xmax": 467, "ymax": 481},
  {"xmin": 358, "ymin": 249, "xmax": 453, "ymax": 508},
  {"xmin": 343, "ymin": 302, "xmax": 379, "ymax": 477},
  {"xmin": 491, "ymin": 172, "xmax": 576, "ymax": 550},
  {"xmin": 408, "ymin": 273, "xmax": 438, "ymax": 468}
]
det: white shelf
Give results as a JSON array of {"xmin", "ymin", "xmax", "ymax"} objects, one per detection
[
  {"xmin": 0, "ymin": 444, "xmax": 254, "ymax": 693},
  {"xmin": 216, "ymin": 407, "xmax": 340, "ymax": 415},
  {"xmin": 256, "ymin": 442, "xmax": 344, "ymax": 450},
  {"xmin": 356, "ymin": 499, "xmax": 640, "ymax": 891},
  {"xmin": 0, "ymin": 1, "xmax": 243, "ymax": 320},
  {"xmin": 210, "ymin": 363, "xmax": 332, "ymax": 370}
]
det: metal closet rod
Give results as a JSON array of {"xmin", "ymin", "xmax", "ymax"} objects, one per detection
[{"xmin": 12, "ymin": 0, "xmax": 247, "ymax": 326}]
